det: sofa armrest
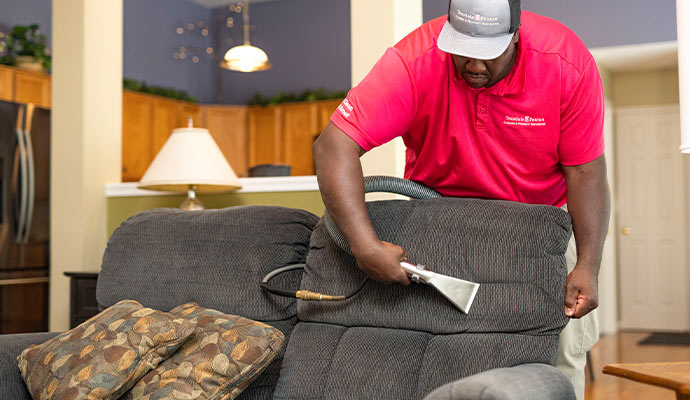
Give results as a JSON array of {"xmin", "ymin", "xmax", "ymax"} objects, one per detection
[
  {"xmin": 423, "ymin": 363, "xmax": 576, "ymax": 400},
  {"xmin": 0, "ymin": 332, "xmax": 60, "ymax": 400}
]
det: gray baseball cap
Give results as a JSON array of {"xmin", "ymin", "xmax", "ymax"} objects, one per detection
[{"xmin": 438, "ymin": 0, "xmax": 521, "ymax": 60}]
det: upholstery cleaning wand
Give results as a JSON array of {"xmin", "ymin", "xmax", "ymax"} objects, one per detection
[
  {"xmin": 400, "ymin": 261, "xmax": 479, "ymax": 313},
  {"xmin": 260, "ymin": 260, "xmax": 480, "ymax": 313},
  {"xmin": 323, "ymin": 176, "xmax": 481, "ymax": 313},
  {"xmin": 261, "ymin": 176, "xmax": 481, "ymax": 313}
]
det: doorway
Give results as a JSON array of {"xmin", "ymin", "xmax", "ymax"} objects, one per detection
[{"xmin": 615, "ymin": 105, "xmax": 690, "ymax": 331}]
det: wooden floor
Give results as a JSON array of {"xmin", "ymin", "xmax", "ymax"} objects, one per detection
[{"xmin": 585, "ymin": 331, "xmax": 690, "ymax": 400}]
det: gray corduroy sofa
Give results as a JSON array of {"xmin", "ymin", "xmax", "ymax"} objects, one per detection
[{"xmin": 0, "ymin": 199, "xmax": 576, "ymax": 399}]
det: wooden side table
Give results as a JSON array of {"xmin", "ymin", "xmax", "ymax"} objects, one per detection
[
  {"xmin": 63, "ymin": 272, "xmax": 100, "ymax": 329},
  {"xmin": 603, "ymin": 362, "xmax": 690, "ymax": 400}
]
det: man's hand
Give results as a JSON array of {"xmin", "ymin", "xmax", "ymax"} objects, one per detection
[
  {"xmin": 353, "ymin": 240, "xmax": 411, "ymax": 285},
  {"xmin": 564, "ymin": 265, "xmax": 599, "ymax": 318}
]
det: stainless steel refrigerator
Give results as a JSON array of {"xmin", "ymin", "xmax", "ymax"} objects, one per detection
[{"xmin": 0, "ymin": 100, "xmax": 49, "ymax": 333}]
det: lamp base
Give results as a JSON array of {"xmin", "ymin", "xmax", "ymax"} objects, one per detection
[{"xmin": 180, "ymin": 187, "xmax": 204, "ymax": 210}]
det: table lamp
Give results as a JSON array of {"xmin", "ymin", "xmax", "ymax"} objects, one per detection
[{"xmin": 138, "ymin": 124, "xmax": 241, "ymax": 210}]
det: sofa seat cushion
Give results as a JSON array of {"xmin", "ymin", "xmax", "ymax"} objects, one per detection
[
  {"xmin": 274, "ymin": 323, "xmax": 559, "ymax": 400},
  {"xmin": 0, "ymin": 332, "xmax": 60, "ymax": 400},
  {"xmin": 17, "ymin": 300, "xmax": 196, "ymax": 400},
  {"xmin": 122, "ymin": 303, "xmax": 285, "ymax": 400}
]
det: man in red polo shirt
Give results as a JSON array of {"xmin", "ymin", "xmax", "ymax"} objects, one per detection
[{"xmin": 313, "ymin": 0, "xmax": 610, "ymax": 398}]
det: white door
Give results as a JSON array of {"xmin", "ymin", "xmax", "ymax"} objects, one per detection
[{"xmin": 615, "ymin": 105, "xmax": 690, "ymax": 331}]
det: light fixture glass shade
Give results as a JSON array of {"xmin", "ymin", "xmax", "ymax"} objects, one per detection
[
  {"xmin": 221, "ymin": 44, "xmax": 271, "ymax": 72},
  {"xmin": 138, "ymin": 127, "xmax": 241, "ymax": 193}
]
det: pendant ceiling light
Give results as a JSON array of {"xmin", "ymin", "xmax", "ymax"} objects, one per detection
[{"xmin": 221, "ymin": 0, "xmax": 271, "ymax": 72}]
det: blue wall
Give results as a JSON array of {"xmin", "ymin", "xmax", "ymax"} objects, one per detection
[
  {"xmin": 123, "ymin": 0, "xmax": 216, "ymax": 103},
  {"xmin": 215, "ymin": 0, "xmax": 351, "ymax": 105},
  {"xmin": 423, "ymin": 0, "xmax": 677, "ymax": 48}
]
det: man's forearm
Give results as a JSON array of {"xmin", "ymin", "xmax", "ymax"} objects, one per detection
[
  {"xmin": 563, "ymin": 155, "xmax": 611, "ymax": 274},
  {"xmin": 313, "ymin": 123, "xmax": 378, "ymax": 253},
  {"xmin": 561, "ymin": 154, "xmax": 610, "ymax": 317}
]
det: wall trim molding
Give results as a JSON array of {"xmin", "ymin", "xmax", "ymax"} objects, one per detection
[{"xmin": 106, "ymin": 176, "xmax": 320, "ymax": 197}]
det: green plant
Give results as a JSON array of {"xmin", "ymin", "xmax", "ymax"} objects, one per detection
[
  {"xmin": 0, "ymin": 31, "xmax": 10, "ymax": 65},
  {"xmin": 248, "ymin": 88, "xmax": 349, "ymax": 106},
  {"xmin": 1, "ymin": 24, "xmax": 51, "ymax": 70},
  {"xmin": 123, "ymin": 78, "xmax": 197, "ymax": 103}
]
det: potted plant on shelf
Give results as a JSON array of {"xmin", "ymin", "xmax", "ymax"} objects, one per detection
[{"xmin": 1, "ymin": 24, "xmax": 51, "ymax": 72}]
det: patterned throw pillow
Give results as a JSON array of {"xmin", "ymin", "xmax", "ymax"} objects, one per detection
[
  {"xmin": 121, "ymin": 303, "xmax": 285, "ymax": 400},
  {"xmin": 17, "ymin": 300, "xmax": 196, "ymax": 400}
]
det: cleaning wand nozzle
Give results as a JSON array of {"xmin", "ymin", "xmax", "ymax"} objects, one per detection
[{"xmin": 400, "ymin": 261, "xmax": 480, "ymax": 314}]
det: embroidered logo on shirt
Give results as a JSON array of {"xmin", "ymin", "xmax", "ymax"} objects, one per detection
[
  {"xmin": 338, "ymin": 98, "xmax": 354, "ymax": 119},
  {"xmin": 503, "ymin": 115, "xmax": 546, "ymax": 127}
]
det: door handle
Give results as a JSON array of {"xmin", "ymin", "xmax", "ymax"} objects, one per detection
[
  {"xmin": 621, "ymin": 226, "xmax": 631, "ymax": 235},
  {"xmin": 21, "ymin": 104, "xmax": 35, "ymax": 245},
  {"xmin": 13, "ymin": 105, "xmax": 28, "ymax": 244}
]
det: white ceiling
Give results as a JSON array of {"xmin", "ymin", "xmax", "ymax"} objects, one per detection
[
  {"xmin": 187, "ymin": 0, "xmax": 279, "ymax": 8},
  {"xmin": 591, "ymin": 41, "xmax": 678, "ymax": 72}
]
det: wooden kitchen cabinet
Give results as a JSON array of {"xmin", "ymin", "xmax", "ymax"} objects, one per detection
[
  {"xmin": 153, "ymin": 99, "xmax": 202, "ymax": 157},
  {"xmin": 201, "ymin": 105, "xmax": 249, "ymax": 177},
  {"xmin": 121, "ymin": 92, "xmax": 342, "ymax": 181},
  {"xmin": 0, "ymin": 65, "xmax": 51, "ymax": 108},
  {"xmin": 0, "ymin": 66, "xmax": 14, "ymax": 102},
  {"xmin": 122, "ymin": 91, "xmax": 154, "ymax": 182},
  {"xmin": 246, "ymin": 99, "xmax": 343, "ymax": 176},
  {"xmin": 14, "ymin": 69, "xmax": 50, "ymax": 108},
  {"xmin": 122, "ymin": 91, "xmax": 203, "ymax": 182},
  {"xmin": 0, "ymin": 65, "xmax": 339, "ymax": 180},
  {"xmin": 178, "ymin": 103, "xmax": 202, "ymax": 129},
  {"xmin": 317, "ymin": 99, "xmax": 342, "ymax": 131},
  {"xmin": 151, "ymin": 98, "xmax": 179, "ymax": 157},
  {"xmin": 281, "ymin": 103, "xmax": 319, "ymax": 176},
  {"xmin": 248, "ymin": 106, "xmax": 282, "ymax": 168}
]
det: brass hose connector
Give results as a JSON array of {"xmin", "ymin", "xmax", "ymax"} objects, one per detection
[{"xmin": 295, "ymin": 290, "xmax": 347, "ymax": 301}]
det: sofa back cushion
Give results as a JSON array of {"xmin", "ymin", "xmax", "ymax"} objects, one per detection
[
  {"xmin": 274, "ymin": 198, "xmax": 572, "ymax": 399},
  {"xmin": 298, "ymin": 198, "xmax": 571, "ymax": 334},
  {"xmin": 98, "ymin": 206, "xmax": 319, "ymax": 321}
]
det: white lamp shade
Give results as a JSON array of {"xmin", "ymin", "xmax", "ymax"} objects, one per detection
[
  {"xmin": 138, "ymin": 127, "xmax": 241, "ymax": 193},
  {"xmin": 222, "ymin": 44, "xmax": 271, "ymax": 72}
]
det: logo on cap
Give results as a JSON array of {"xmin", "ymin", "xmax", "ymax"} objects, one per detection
[{"xmin": 455, "ymin": 10, "xmax": 500, "ymax": 27}]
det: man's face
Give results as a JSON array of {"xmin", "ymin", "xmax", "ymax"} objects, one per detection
[{"xmin": 451, "ymin": 31, "xmax": 520, "ymax": 89}]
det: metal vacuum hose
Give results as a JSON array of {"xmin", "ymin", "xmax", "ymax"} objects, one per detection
[{"xmin": 323, "ymin": 175, "xmax": 441, "ymax": 254}]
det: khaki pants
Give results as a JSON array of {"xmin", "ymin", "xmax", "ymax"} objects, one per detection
[{"xmin": 557, "ymin": 206, "xmax": 599, "ymax": 400}]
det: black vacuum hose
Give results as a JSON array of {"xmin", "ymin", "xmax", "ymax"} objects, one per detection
[{"xmin": 323, "ymin": 175, "xmax": 442, "ymax": 255}]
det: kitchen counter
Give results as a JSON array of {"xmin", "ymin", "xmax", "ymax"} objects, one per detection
[{"xmin": 105, "ymin": 175, "xmax": 319, "ymax": 197}]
